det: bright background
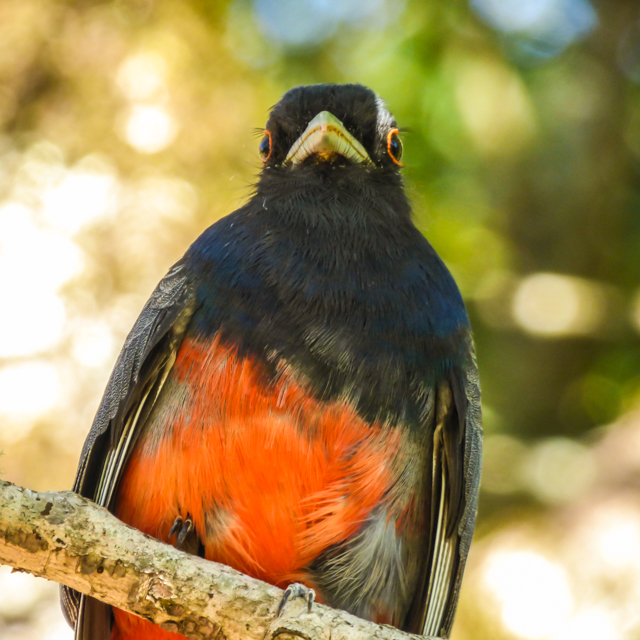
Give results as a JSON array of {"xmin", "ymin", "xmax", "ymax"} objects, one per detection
[{"xmin": 1, "ymin": 0, "xmax": 639, "ymax": 639}]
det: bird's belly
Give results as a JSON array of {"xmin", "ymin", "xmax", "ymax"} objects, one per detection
[{"xmin": 113, "ymin": 334, "xmax": 407, "ymax": 638}]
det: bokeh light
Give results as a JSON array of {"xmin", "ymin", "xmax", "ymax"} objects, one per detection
[
  {"xmin": 593, "ymin": 512, "xmax": 640, "ymax": 573},
  {"xmin": 71, "ymin": 321, "xmax": 115, "ymax": 369},
  {"xmin": 41, "ymin": 157, "xmax": 119, "ymax": 233},
  {"xmin": 521, "ymin": 437, "xmax": 595, "ymax": 504},
  {"xmin": 0, "ymin": 202, "xmax": 81, "ymax": 358},
  {"xmin": 252, "ymin": 0, "xmax": 403, "ymax": 48},
  {"xmin": 483, "ymin": 550, "xmax": 573, "ymax": 638},
  {"xmin": 0, "ymin": 361, "xmax": 61, "ymax": 425},
  {"xmin": 121, "ymin": 104, "xmax": 178, "ymax": 154},
  {"xmin": 470, "ymin": 0, "xmax": 597, "ymax": 58},
  {"xmin": 512, "ymin": 273, "xmax": 607, "ymax": 337},
  {"xmin": 116, "ymin": 53, "xmax": 169, "ymax": 103},
  {"xmin": 454, "ymin": 56, "xmax": 536, "ymax": 156}
]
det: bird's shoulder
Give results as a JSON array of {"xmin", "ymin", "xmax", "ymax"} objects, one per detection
[{"xmin": 185, "ymin": 204, "xmax": 469, "ymax": 336}]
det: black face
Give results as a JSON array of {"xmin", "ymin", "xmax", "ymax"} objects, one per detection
[{"xmin": 260, "ymin": 83, "xmax": 403, "ymax": 169}]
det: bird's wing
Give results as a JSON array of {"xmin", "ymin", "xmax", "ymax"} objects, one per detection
[
  {"xmin": 405, "ymin": 339, "xmax": 482, "ymax": 638},
  {"xmin": 60, "ymin": 259, "xmax": 196, "ymax": 639}
]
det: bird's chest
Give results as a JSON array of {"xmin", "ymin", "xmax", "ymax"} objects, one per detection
[
  {"xmin": 193, "ymin": 254, "xmax": 461, "ymax": 428},
  {"xmin": 115, "ymin": 330, "xmax": 423, "ymax": 585}
]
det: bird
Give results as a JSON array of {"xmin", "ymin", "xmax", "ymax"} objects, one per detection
[{"xmin": 61, "ymin": 83, "xmax": 482, "ymax": 640}]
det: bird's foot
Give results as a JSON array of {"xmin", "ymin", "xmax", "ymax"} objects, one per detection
[
  {"xmin": 277, "ymin": 583, "xmax": 315, "ymax": 617},
  {"xmin": 169, "ymin": 515, "xmax": 200, "ymax": 554}
]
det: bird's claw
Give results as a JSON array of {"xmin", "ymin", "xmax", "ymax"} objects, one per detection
[
  {"xmin": 277, "ymin": 583, "xmax": 315, "ymax": 617},
  {"xmin": 169, "ymin": 516, "xmax": 195, "ymax": 549}
]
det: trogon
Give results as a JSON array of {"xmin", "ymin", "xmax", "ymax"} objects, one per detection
[{"xmin": 61, "ymin": 83, "xmax": 482, "ymax": 640}]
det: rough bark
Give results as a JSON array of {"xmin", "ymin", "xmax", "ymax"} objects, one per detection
[{"xmin": 0, "ymin": 480, "xmax": 432, "ymax": 640}]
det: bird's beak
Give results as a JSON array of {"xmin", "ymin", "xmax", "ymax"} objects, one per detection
[{"xmin": 285, "ymin": 111, "xmax": 373, "ymax": 166}]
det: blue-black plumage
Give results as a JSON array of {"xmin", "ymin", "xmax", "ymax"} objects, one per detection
[{"xmin": 62, "ymin": 83, "xmax": 481, "ymax": 640}]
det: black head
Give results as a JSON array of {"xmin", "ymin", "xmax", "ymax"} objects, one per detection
[{"xmin": 258, "ymin": 84, "xmax": 404, "ymax": 171}]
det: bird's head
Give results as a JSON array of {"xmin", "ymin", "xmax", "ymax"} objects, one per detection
[{"xmin": 258, "ymin": 84, "xmax": 403, "ymax": 176}]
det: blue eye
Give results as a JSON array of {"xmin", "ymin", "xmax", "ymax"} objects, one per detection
[
  {"xmin": 260, "ymin": 130, "xmax": 272, "ymax": 163},
  {"xmin": 387, "ymin": 129, "xmax": 403, "ymax": 165}
]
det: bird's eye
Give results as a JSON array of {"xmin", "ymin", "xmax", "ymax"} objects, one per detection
[
  {"xmin": 259, "ymin": 130, "xmax": 272, "ymax": 163},
  {"xmin": 386, "ymin": 128, "xmax": 403, "ymax": 166}
]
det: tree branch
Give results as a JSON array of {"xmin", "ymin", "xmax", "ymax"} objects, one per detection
[{"xmin": 0, "ymin": 480, "xmax": 431, "ymax": 640}]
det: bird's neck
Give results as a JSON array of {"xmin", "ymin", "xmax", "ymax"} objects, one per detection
[{"xmin": 254, "ymin": 166, "xmax": 412, "ymax": 240}]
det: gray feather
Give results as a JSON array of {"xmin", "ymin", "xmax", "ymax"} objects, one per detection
[
  {"xmin": 60, "ymin": 259, "xmax": 194, "ymax": 637},
  {"xmin": 405, "ymin": 335, "xmax": 482, "ymax": 639}
]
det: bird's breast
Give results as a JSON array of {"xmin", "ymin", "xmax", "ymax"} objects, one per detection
[
  {"xmin": 115, "ymin": 333, "xmax": 421, "ymax": 584},
  {"xmin": 188, "ymin": 227, "xmax": 470, "ymax": 426}
]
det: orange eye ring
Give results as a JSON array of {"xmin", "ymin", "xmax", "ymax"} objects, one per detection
[
  {"xmin": 386, "ymin": 128, "xmax": 403, "ymax": 166},
  {"xmin": 259, "ymin": 129, "xmax": 272, "ymax": 164}
]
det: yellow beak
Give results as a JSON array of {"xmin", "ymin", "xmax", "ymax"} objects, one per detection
[{"xmin": 285, "ymin": 111, "xmax": 372, "ymax": 165}]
